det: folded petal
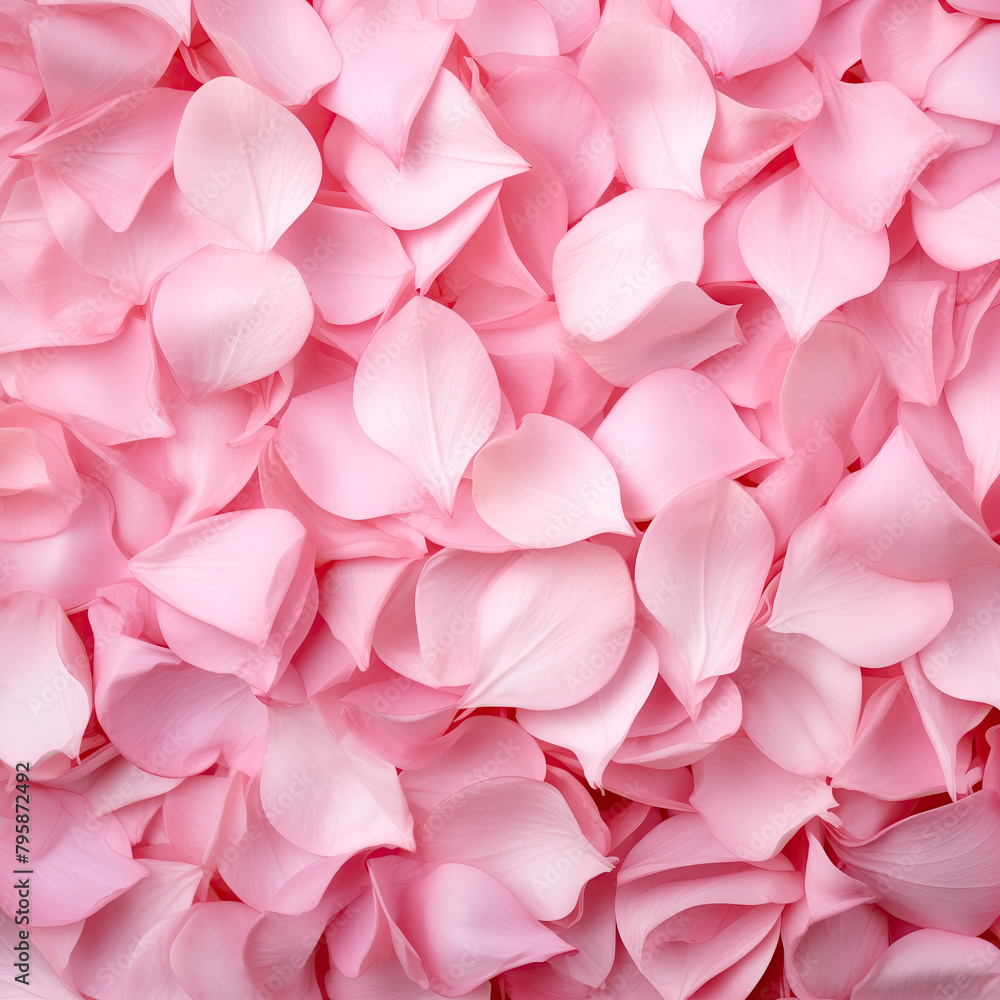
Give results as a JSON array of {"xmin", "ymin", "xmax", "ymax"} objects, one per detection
[
  {"xmin": 832, "ymin": 790, "xmax": 1000, "ymax": 934},
  {"xmin": 824, "ymin": 425, "xmax": 1000, "ymax": 581},
  {"xmin": 353, "ymin": 295, "xmax": 501, "ymax": 516},
  {"xmin": 794, "ymin": 57, "xmax": 952, "ymax": 233},
  {"xmin": 324, "ymin": 68, "xmax": 528, "ymax": 230},
  {"xmin": 769, "ymin": 508, "xmax": 954, "ymax": 667},
  {"xmin": 174, "ymin": 75, "xmax": 322, "ymax": 252},
  {"xmin": 924, "ymin": 24, "xmax": 1000, "ymax": 126},
  {"xmin": 738, "ymin": 167, "xmax": 890, "ymax": 342},
  {"xmin": 417, "ymin": 776, "xmax": 614, "ymax": 920},
  {"xmin": 594, "ymin": 369, "xmax": 775, "ymax": 521},
  {"xmin": 193, "ymin": 0, "xmax": 340, "ymax": 106},
  {"xmin": 671, "ymin": 0, "xmax": 822, "ymax": 78},
  {"xmin": 471, "ymin": 412, "xmax": 631, "ymax": 547},
  {"xmin": 151, "ymin": 245, "xmax": 313, "ymax": 401},
  {"xmin": 578, "ymin": 20, "xmax": 714, "ymax": 197},
  {"xmin": 911, "ymin": 177, "xmax": 1000, "ymax": 270},
  {"xmin": 552, "ymin": 189, "xmax": 718, "ymax": 340},
  {"xmin": 636, "ymin": 479, "xmax": 774, "ymax": 704},
  {"xmin": 457, "ymin": 0, "xmax": 559, "ymax": 57},
  {"xmin": 261, "ymin": 702, "xmax": 415, "ymax": 857}
]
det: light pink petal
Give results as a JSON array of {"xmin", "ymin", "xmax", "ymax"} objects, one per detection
[
  {"xmin": 324, "ymin": 69, "xmax": 528, "ymax": 230},
  {"xmin": 275, "ymin": 203, "xmax": 413, "ymax": 325},
  {"xmin": 15, "ymin": 89, "xmax": 189, "ymax": 232},
  {"xmin": 924, "ymin": 24, "xmax": 1000, "ymax": 126},
  {"xmin": 552, "ymin": 188, "xmax": 718, "ymax": 340},
  {"xmin": 417, "ymin": 776, "xmax": 614, "ymax": 920},
  {"xmin": 320, "ymin": 4, "xmax": 454, "ymax": 168},
  {"xmin": 29, "ymin": 5, "xmax": 178, "ymax": 117},
  {"xmin": 319, "ymin": 557, "xmax": 415, "ymax": 670},
  {"xmin": 174, "ymin": 75, "xmax": 322, "ymax": 252},
  {"xmin": 5, "ymin": 313, "xmax": 171, "ymax": 447},
  {"xmin": 795, "ymin": 58, "xmax": 951, "ymax": 233},
  {"xmin": 920, "ymin": 566, "xmax": 1000, "ymax": 710},
  {"xmin": 911, "ymin": 177, "xmax": 1000, "ymax": 271},
  {"xmin": 457, "ymin": 0, "xmax": 559, "ymax": 56},
  {"xmin": 0, "ymin": 592, "xmax": 90, "ymax": 769},
  {"xmin": 37, "ymin": 0, "xmax": 191, "ymax": 42},
  {"xmin": 471, "ymin": 412, "xmax": 630, "ymax": 547},
  {"xmin": 261, "ymin": 702, "xmax": 414, "ymax": 857},
  {"xmin": 853, "ymin": 928, "xmax": 1000, "ymax": 1000},
  {"xmin": 738, "ymin": 167, "xmax": 890, "ymax": 342},
  {"xmin": 518, "ymin": 630, "xmax": 659, "ymax": 789},
  {"xmin": 769, "ymin": 508, "xmax": 954, "ymax": 667},
  {"xmin": 737, "ymin": 628, "xmax": 860, "ymax": 778},
  {"xmin": 325, "ymin": 954, "xmax": 489, "ymax": 1000},
  {"xmin": 151, "ymin": 246, "xmax": 313, "ymax": 401},
  {"xmin": 690, "ymin": 734, "xmax": 838, "ymax": 860},
  {"xmin": 168, "ymin": 901, "xmax": 259, "ymax": 1000},
  {"xmin": 69, "ymin": 859, "xmax": 202, "ymax": 1000},
  {"xmin": 489, "ymin": 65, "xmax": 616, "ymax": 222},
  {"xmin": 902, "ymin": 656, "xmax": 989, "ymax": 800},
  {"xmin": 945, "ymin": 309, "xmax": 1000, "ymax": 503},
  {"xmin": 578, "ymin": 20, "xmax": 714, "ymax": 196},
  {"xmin": 832, "ymin": 790, "xmax": 1000, "ymax": 934},
  {"xmin": 595, "ymin": 369, "xmax": 775, "ymax": 522},
  {"xmin": 374, "ymin": 860, "xmax": 573, "ymax": 996},
  {"xmin": 461, "ymin": 541, "xmax": 635, "ymax": 710},
  {"xmin": 824, "ymin": 425, "xmax": 1000, "ymax": 581},
  {"xmin": 798, "ymin": 0, "xmax": 877, "ymax": 78},
  {"xmin": 860, "ymin": 0, "xmax": 979, "ymax": 101},
  {"xmin": 0, "ymin": 787, "xmax": 146, "ymax": 926},
  {"xmin": 193, "ymin": 0, "xmax": 340, "ymax": 106},
  {"xmin": 128, "ymin": 509, "xmax": 308, "ymax": 645},
  {"xmin": 671, "ymin": 0, "xmax": 822, "ymax": 78},
  {"xmin": 353, "ymin": 296, "xmax": 501, "ymax": 516},
  {"xmin": 0, "ymin": 423, "xmax": 82, "ymax": 541},
  {"xmin": 571, "ymin": 282, "xmax": 743, "ymax": 388},
  {"xmin": 778, "ymin": 320, "xmax": 880, "ymax": 458},
  {"xmin": 636, "ymin": 479, "xmax": 774, "ymax": 704},
  {"xmin": 399, "ymin": 478, "xmax": 519, "ymax": 554}
]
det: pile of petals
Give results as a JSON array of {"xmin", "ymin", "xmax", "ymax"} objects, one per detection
[{"xmin": 6, "ymin": 0, "xmax": 1000, "ymax": 998}]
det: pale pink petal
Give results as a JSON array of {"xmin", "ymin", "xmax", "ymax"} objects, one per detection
[
  {"xmin": 275, "ymin": 202, "xmax": 413, "ymax": 325},
  {"xmin": 920, "ymin": 566, "xmax": 1000, "ymax": 710},
  {"xmin": 924, "ymin": 24, "xmax": 1000, "ymax": 126},
  {"xmin": 594, "ymin": 369, "xmax": 775, "ymax": 521},
  {"xmin": 324, "ymin": 69, "xmax": 528, "ymax": 230},
  {"xmin": 852, "ymin": 928, "xmax": 1000, "ymax": 1000},
  {"xmin": 738, "ymin": 168, "xmax": 890, "ymax": 342},
  {"xmin": 151, "ymin": 245, "xmax": 313, "ymax": 401},
  {"xmin": 0, "ymin": 592, "xmax": 90, "ymax": 769},
  {"xmin": 769, "ymin": 509, "xmax": 953, "ymax": 667},
  {"xmin": 911, "ymin": 177, "xmax": 1000, "ymax": 271},
  {"xmin": 578, "ymin": 20, "xmax": 714, "ymax": 196},
  {"xmin": 571, "ymin": 282, "xmax": 743, "ymax": 388},
  {"xmin": 16, "ymin": 89, "xmax": 188, "ymax": 234},
  {"xmin": 460, "ymin": 542, "xmax": 635, "ymax": 710},
  {"xmin": 824, "ymin": 425, "xmax": 1000, "ymax": 581},
  {"xmin": 417, "ymin": 776, "xmax": 614, "ymax": 920},
  {"xmin": 457, "ymin": 0, "xmax": 559, "ymax": 57},
  {"xmin": 671, "ymin": 0, "xmax": 822, "ymax": 78},
  {"xmin": 518, "ymin": 630, "xmax": 659, "ymax": 789},
  {"xmin": 0, "ymin": 787, "xmax": 146, "ymax": 926},
  {"xmin": 552, "ymin": 188, "xmax": 718, "ymax": 340},
  {"xmin": 471, "ymin": 412, "xmax": 630, "ymax": 547},
  {"xmin": 174, "ymin": 75, "xmax": 322, "ymax": 252},
  {"xmin": 636, "ymin": 479, "xmax": 774, "ymax": 702},
  {"xmin": 353, "ymin": 296, "xmax": 501, "ymax": 516},
  {"xmin": 325, "ymin": 954, "xmax": 490, "ymax": 1000},
  {"xmin": 795, "ymin": 58, "xmax": 952, "ymax": 233},
  {"xmin": 489, "ymin": 65, "xmax": 616, "ymax": 222},
  {"xmin": 798, "ymin": 0, "xmax": 878, "ymax": 78},
  {"xmin": 860, "ymin": 0, "xmax": 979, "ymax": 101},
  {"xmin": 690, "ymin": 734, "xmax": 839, "ymax": 860},
  {"xmin": 37, "ymin": 0, "xmax": 192, "ymax": 42},
  {"xmin": 320, "ymin": 4, "xmax": 454, "ymax": 167},
  {"xmin": 832, "ymin": 790, "xmax": 1000, "ymax": 934},
  {"xmin": 29, "ymin": 5, "xmax": 178, "ymax": 117},
  {"xmin": 261, "ymin": 702, "xmax": 415, "ymax": 857},
  {"xmin": 737, "ymin": 628, "xmax": 861, "ymax": 777},
  {"xmin": 167, "ymin": 901, "xmax": 260, "ymax": 1000},
  {"xmin": 193, "ymin": 0, "xmax": 340, "ymax": 106}
]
